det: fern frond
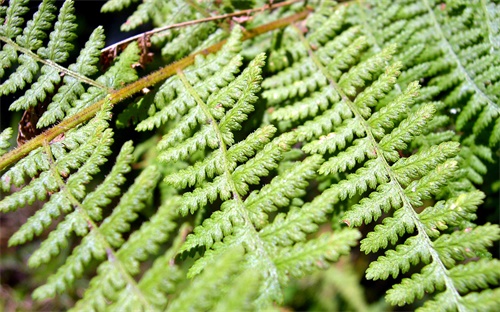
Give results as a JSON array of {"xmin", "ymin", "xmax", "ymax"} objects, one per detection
[
  {"xmin": 350, "ymin": 0, "xmax": 500, "ymax": 147},
  {"xmin": 72, "ymin": 198, "xmax": 180, "ymax": 311},
  {"xmin": 27, "ymin": 141, "xmax": 134, "ymax": 268},
  {"xmin": 261, "ymin": 6, "xmax": 500, "ymax": 310},
  {"xmin": 0, "ymin": 21, "xmax": 161, "ymax": 301},
  {"xmin": 0, "ymin": 106, "xmax": 112, "ymax": 212},
  {"xmin": 7, "ymin": 127, "xmax": 114, "ymax": 246},
  {"xmin": 7, "ymin": 0, "xmax": 77, "ymax": 110},
  {"xmin": 32, "ymin": 163, "xmax": 161, "ymax": 300},
  {"xmin": 147, "ymin": 24, "xmax": 361, "ymax": 307},
  {"xmin": 0, "ymin": 1, "xmax": 498, "ymax": 310},
  {"xmin": 37, "ymin": 26, "xmax": 106, "ymax": 127},
  {"xmin": 165, "ymin": 52, "xmax": 288, "ymax": 216}
]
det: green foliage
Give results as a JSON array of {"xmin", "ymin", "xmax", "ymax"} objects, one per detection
[
  {"xmin": 0, "ymin": 128, "xmax": 13, "ymax": 155},
  {"xmin": 345, "ymin": 0, "xmax": 500, "ymax": 186},
  {"xmin": 0, "ymin": 0, "xmax": 499, "ymax": 311}
]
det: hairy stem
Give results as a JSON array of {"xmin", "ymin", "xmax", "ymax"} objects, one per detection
[{"xmin": 0, "ymin": 9, "xmax": 311, "ymax": 172}]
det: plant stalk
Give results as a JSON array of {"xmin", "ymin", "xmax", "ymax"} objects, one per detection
[{"xmin": 0, "ymin": 9, "xmax": 312, "ymax": 172}]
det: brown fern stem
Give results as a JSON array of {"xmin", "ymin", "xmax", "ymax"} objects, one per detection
[
  {"xmin": 103, "ymin": 0, "xmax": 305, "ymax": 52},
  {"xmin": 0, "ymin": 9, "xmax": 312, "ymax": 172}
]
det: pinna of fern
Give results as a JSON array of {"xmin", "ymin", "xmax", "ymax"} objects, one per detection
[
  {"xmin": 0, "ymin": 104, "xmax": 183, "ymax": 311},
  {"xmin": 347, "ymin": 0, "xmax": 500, "ymax": 149},
  {"xmin": 0, "ymin": 0, "xmax": 187, "ymax": 307},
  {"xmin": 135, "ymin": 27, "xmax": 245, "ymax": 132},
  {"xmin": 0, "ymin": 0, "xmax": 111, "ymax": 130},
  {"xmin": 259, "ymin": 4, "xmax": 500, "ymax": 310},
  {"xmin": 142, "ymin": 31, "xmax": 361, "ymax": 307}
]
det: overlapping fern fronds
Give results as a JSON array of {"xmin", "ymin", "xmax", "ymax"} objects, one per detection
[
  {"xmin": 138, "ymin": 27, "xmax": 360, "ymax": 308},
  {"xmin": 0, "ymin": 0, "xmax": 111, "ymax": 128},
  {"xmin": 0, "ymin": 0, "xmax": 181, "ymax": 309},
  {"xmin": 346, "ymin": 0, "xmax": 500, "ymax": 191},
  {"xmin": 0, "ymin": 0, "xmax": 499, "ymax": 310},
  {"xmin": 262, "ymin": 3, "xmax": 500, "ymax": 309}
]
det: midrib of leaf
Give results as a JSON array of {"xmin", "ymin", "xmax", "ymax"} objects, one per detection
[
  {"xmin": 0, "ymin": 36, "xmax": 109, "ymax": 90},
  {"xmin": 41, "ymin": 140, "xmax": 154, "ymax": 310},
  {"xmin": 177, "ymin": 69, "xmax": 282, "ymax": 301},
  {"xmin": 422, "ymin": 0, "xmax": 499, "ymax": 113},
  {"xmin": 0, "ymin": 9, "xmax": 311, "ymax": 172},
  {"xmin": 293, "ymin": 25, "xmax": 467, "ymax": 312}
]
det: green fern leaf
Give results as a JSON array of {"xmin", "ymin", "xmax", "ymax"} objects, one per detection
[
  {"xmin": 37, "ymin": 26, "xmax": 106, "ymax": 127},
  {"xmin": 0, "ymin": 0, "xmax": 30, "ymax": 39},
  {"xmin": 9, "ymin": 0, "xmax": 77, "ymax": 110},
  {"xmin": 0, "ymin": 1, "xmax": 498, "ymax": 310}
]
